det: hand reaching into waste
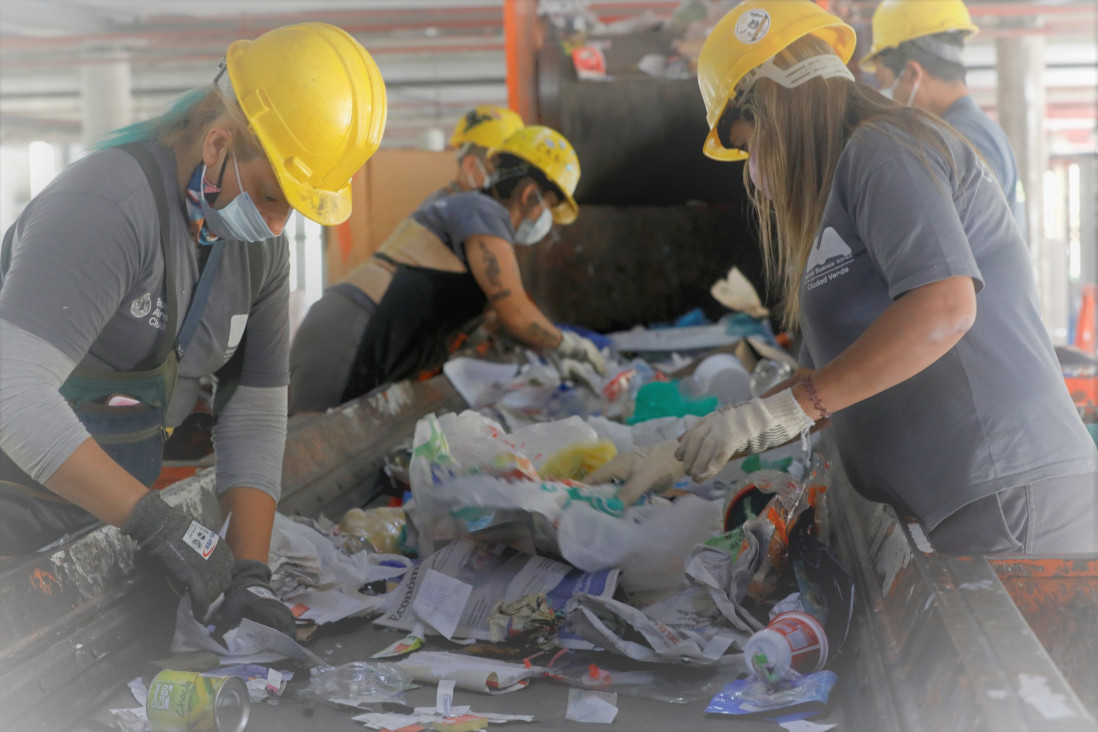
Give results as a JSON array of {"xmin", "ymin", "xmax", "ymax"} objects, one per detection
[
  {"xmin": 552, "ymin": 331, "xmax": 608, "ymax": 377},
  {"xmin": 213, "ymin": 559, "xmax": 298, "ymax": 639},
  {"xmin": 121, "ymin": 491, "xmax": 234, "ymax": 619},
  {"xmin": 676, "ymin": 389, "xmax": 815, "ymax": 482},
  {"xmin": 586, "ymin": 439, "xmax": 684, "ymax": 507}
]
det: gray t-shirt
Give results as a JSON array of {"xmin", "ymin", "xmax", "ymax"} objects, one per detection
[
  {"xmin": 1, "ymin": 143, "xmax": 290, "ymax": 424},
  {"xmin": 941, "ymin": 95, "xmax": 1027, "ymax": 238},
  {"xmin": 799, "ymin": 120, "xmax": 1097, "ymax": 530},
  {"xmin": 0, "ymin": 142, "xmax": 290, "ymax": 494}
]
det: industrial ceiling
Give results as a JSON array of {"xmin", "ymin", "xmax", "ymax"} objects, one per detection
[{"xmin": 0, "ymin": 0, "xmax": 1094, "ymax": 154}]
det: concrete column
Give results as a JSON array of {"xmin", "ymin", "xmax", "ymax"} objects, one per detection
[
  {"xmin": 997, "ymin": 32, "xmax": 1068, "ymax": 341},
  {"xmin": 79, "ymin": 47, "xmax": 133, "ymax": 145}
]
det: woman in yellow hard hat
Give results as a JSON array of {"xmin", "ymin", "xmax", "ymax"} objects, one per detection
[
  {"xmin": 0, "ymin": 23, "xmax": 386, "ymax": 636},
  {"xmin": 603, "ymin": 0, "xmax": 1097, "ymax": 554},
  {"xmin": 422, "ymin": 104, "xmax": 526, "ymax": 205},
  {"xmin": 289, "ymin": 125, "xmax": 607, "ymax": 413}
]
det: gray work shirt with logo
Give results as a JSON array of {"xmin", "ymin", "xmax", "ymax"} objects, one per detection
[
  {"xmin": 0, "ymin": 142, "xmax": 290, "ymax": 488},
  {"xmin": 798, "ymin": 119, "xmax": 1096, "ymax": 530},
  {"xmin": 941, "ymin": 94, "xmax": 1027, "ymax": 238}
]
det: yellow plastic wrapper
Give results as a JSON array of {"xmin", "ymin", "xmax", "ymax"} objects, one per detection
[
  {"xmin": 337, "ymin": 506, "xmax": 406, "ymax": 554},
  {"xmin": 539, "ymin": 441, "xmax": 618, "ymax": 481}
]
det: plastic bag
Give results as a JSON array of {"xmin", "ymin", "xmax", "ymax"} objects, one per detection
[
  {"xmin": 337, "ymin": 507, "xmax": 407, "ymax": 555},
  {"xmin": 705, "ymin": 670, "xmax": 837, "ymax": 717},
  {"xmin": 556, "ymin": 495, "xmax": 722, "ymax": 593},
  {"xmin": 540, "ymin": 441, "xmax": 618, "ymax": 481}
]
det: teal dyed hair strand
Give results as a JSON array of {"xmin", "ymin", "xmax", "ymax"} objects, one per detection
[{"xmin": 87, "ymin": 86, "xmax": 213, "ymax": 152}]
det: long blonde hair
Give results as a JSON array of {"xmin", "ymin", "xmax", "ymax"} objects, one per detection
[{"xmin": 745, "ymin": 35, "xmax": 957, "ymax": 329}]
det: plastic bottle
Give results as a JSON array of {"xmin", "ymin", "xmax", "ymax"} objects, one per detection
[{"xmin": 743, "ymin": 610, "xmax": 829, "ymax": 683}]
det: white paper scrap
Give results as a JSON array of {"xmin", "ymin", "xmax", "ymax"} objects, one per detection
[
  {"xmin": 127, "ymin": 676, "xmax": 147, "ymax": 706},
  {"xmin": 437, "ymin": 678, "xmax": 457, "ymax": 716},
  {"xmin": 108, "ymin": 706, "xmax": 148, "ymax": 732},
  {"xmin": 412, "ymin": 569, "xmax": 473, "ymax": 640},
  {"xmin": 444, "ymin": 358, "xmax": 520, "ymax": 408},
  {"xmin": 778, "ymin": 721, "xmax": 838, "ymax": 732},
  {"xmin": 565, "ymin": 689, "xmax": 619, "ymax": 724}
]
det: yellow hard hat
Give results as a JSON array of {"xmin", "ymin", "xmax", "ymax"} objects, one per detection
[
  {"xmin": 489, "ymin": 125, "xmax": 581, "ymax": 225},
  {"xmin": 225, "ymin": 22, "xmax": 387, "ymax": 226},
  {"xmin": 698, "ymin": 0, "xmax": 856, "ymax": 162},
  {"xmin": 859, "ymin": 0, "xmax": 978, "ymax": 73},
  {"xmin": 450, "ymin": 105, "xmax": 525, "ymax": 151}
]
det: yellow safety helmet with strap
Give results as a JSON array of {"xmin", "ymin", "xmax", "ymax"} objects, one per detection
[
  {"xmin": 697, "ymin": 0, "xmax": 856, "ymax": 162},
  {"xmin": 450, "ymin": 104, "xmax": 525, "ymax": 151},
  {"xmin": 489, "ymin": 125, "xmax": 581, "ymax": 225},
  {"xmin": 224, "ymin": 22, "xmax": 387, "ymax": 226},
  {"xmin": 859, "ymin": 0, "xmax": 978, "ymax": 73}
]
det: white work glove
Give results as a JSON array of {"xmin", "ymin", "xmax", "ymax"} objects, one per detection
[
  {"xmin": 586, "ymin": 439, "xmax": 684, "ymax": 507},
  {"xmin": 676, "ymin": 389, "xmax": 815, "ymax": 482},
  {"xmin": 553, "ymin": 330, "xmax": 608, "ymax": 377}
]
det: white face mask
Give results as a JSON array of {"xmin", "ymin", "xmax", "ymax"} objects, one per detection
[
  {"xmin": 465, "ymin": 157, "xmax": 489, "ymax": 190},
  {"xmin": 514, "ymin": 189, "xmax": 553, "ymax": 246},
  {"xmin": 883, "ymin": 69, "xmax": 920, "ymax": 107},
  {"xmin": 201, "ymin": 152, "xmax": 279, "ymax": 242}
]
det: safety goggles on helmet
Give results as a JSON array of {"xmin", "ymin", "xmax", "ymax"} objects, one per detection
[{"xmin": 714, "ymin": 54, "xmax": 854, "ymax": 157}]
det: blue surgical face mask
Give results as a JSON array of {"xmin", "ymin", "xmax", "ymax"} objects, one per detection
[
  {"xmin": 200, "ymin": 151, "xmax": 279, "ymax": 242},
  {"xmin": 514, "ymin": 189, "xmax": 553, "ymax": 246}
]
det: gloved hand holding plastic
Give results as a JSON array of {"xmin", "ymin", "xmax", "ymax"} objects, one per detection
[
  {"xmin": 553, "ymin": 330, "xmax": 608, "ymax": 377},
  {"xmin": 121, "ymin": 491, "xmax": 234, "ymax": 619},
  {"xmin": 585, "ymin": 439, "xmax": 685, "ymax": 507},
  {"xmin": 676, "ymin": 389, "xmax": 815, "ymax": 482},
  {"xmin": 213, "ymin": 558, "xmax": 298, "ymax": 639}
]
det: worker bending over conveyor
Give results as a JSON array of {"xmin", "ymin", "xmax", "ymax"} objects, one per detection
[{"xmin": 290, "ymin": 125, "xmax": 606, "ymax": 413}]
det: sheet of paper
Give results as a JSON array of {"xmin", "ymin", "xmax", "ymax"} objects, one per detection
[
  {"xmin": 443, "ymin": 357, "xmax": 520, "ymax": 408},
  {"xmin": 291, "ymin": 587, "xmax": 385, "ymax": 624},
  {"xmin": 436, "ymin": 679, "xmax": 456, "ymax": 716},
  {"xmin": 377, "ymin": 539, "xmax": 618, "ymax": 642},
  {"xmin": 778, "ymin": 721, "xmax": 838, "ymax": 732},
  {"xmin": 412, "ymin": 569, "xmax": 473, "ymax": 640},
  {"xmin": 565, "ymin": 689, "xmax": 619, "ymax": 724}
]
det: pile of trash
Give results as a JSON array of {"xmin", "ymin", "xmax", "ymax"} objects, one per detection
[{"xmin": 118, "ymin": 300, "xmax": 856, "ymax": 731}]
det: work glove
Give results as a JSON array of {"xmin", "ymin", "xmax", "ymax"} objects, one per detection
[
  {"xmin": 212, "ymin": 559, "xmax": 298, "ymax": 640},
  {"xmin": 121, "ymin": 491, "xmax": 234, "ymax": 619},
  {"xmin": 586, "ymin": 439, "xmax": 684, "ymax": 507},
  {"xmin": 676, "ymin": 388, "xmax": 815, "ymax": 483},
  {"xmin": 553, "ymin": 331, "xmax": 608, "ymax": 377}
]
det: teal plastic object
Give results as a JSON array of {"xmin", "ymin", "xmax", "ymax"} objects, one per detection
[
  {"xmin": 627, "ymin": 380, "xmax": 718, "ymax": 424},
  {"xmin": 1087, "ymin": 423, "xmax": 1098, "ymax": 447}
]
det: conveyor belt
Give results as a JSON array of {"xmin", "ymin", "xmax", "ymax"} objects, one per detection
[{"xmin": 1, "ymin": 375, "xmax": 1095, "ymax": 731}]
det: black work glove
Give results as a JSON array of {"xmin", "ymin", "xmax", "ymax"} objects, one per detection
[
  {"xmin": 121, "ymin": 492, "xmax": 234, "ymax": 619},
  {"xmin": 213, "ymin": 559, "xmax": 297, "ymax": 640}
]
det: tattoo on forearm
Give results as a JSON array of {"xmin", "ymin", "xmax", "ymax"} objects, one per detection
[
  {"xmin": 489, "ymin": 289, "xmax": 512, "ymax": 303},
  {"xmin": 524, "ymin": 321, "xmax": 557, "ymax": 347},
  {"xmin": 474, "ymin": 239, "xmax": 502, "ymax": 286}
]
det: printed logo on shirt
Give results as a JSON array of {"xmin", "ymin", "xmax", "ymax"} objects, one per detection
[
  {"xmin": 129, "ymin": 292, "xmax": 152, "ymax": 319},
  {"xmin": 147, "ymin": 296, "xmax": 168, "ymax": 331},
  {"xmin": 804, "ymin": 227, "xmax": 854, "ymax": 292},
  {"xmin": 224, "ymin": 313, "xmax": 249, "ymax": 359}
]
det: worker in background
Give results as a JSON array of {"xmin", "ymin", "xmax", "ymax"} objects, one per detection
[
  {"xmin": 859, "ymin": 0, "xmax": 1027, "ymax": 237},
  {"xmin": 289, "ymin": 125, "xmax": 606, "ymax": 413},
  {"xmin": 595, "ymin": 0, "xmax": 1097, "ymax": 554},
  {"xmin": 423, "ymin": 104, "xmax": 526, "ymax": 206},
  {"xmin": 0, "ymin": 23, "xmax": 387, "ymax": 637}
]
